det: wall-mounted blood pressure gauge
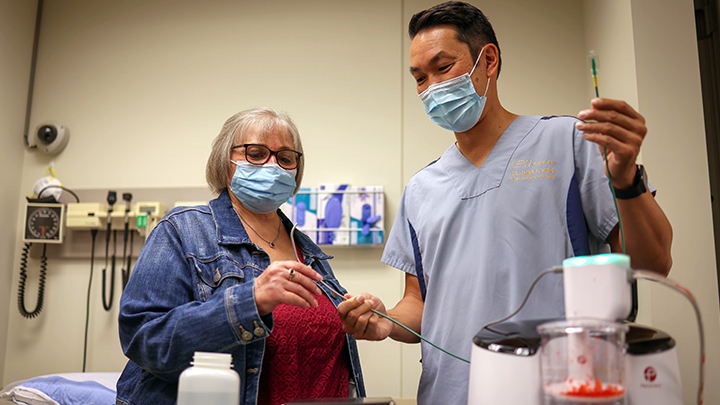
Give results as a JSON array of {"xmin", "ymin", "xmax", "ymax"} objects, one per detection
[{"xmin": 23, "ymin": 203, "xmax": 64, "ymax": 243}]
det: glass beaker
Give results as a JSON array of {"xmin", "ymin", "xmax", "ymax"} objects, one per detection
[{"xmin": 537, "ymin": 319, "xmax": 628, "ymax": 405}]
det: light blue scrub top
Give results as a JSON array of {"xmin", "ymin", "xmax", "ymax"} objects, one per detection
[{"xmin": 381, "ymin": 115, "xmax": 619, "ymax": 405}]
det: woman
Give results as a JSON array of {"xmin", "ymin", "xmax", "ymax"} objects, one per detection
[{"xmin": 116, "ymin": 108, "xmax": 365, "ymax": 405}]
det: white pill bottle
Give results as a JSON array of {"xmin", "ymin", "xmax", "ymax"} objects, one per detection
[{"xmin": 177, "ymin": 351, "xmax": 240, "ymax": 405}]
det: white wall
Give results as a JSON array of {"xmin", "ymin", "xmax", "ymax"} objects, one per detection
[
  {"xmin": 0, "ymin": 0, "xmax": 39, "ymax": 386},
  {"xmin": 3, "ymin": 0, "xmax": 409, "ymax": 396},
  {"xmin": 2, "ymin": 0, "xmax": 719, "ymax": 403},
  {"xmin": 586, "ymin": 1, "xmax": 720, "ymax": 403},
  {"xmin": 630, "ymin": 1, "xmax": 720, "ymax": 404},
  {"xmin": 581, "ymin": 0, "xmax": 655, "ymax": 326}
]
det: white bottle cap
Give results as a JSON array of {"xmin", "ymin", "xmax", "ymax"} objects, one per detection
[{"xmin": 191, "ymin": 352, "xmax": 233, "ymax": 369}]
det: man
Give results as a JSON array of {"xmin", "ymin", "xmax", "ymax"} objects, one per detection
[{"xmin": 338, "ymin": 2, "xmax": 672, "ymax": 404}]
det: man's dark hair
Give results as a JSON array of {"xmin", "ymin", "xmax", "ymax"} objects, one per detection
[{"xmin": 408, "ymin": 1, "xmax": 501, "ymax": 77}]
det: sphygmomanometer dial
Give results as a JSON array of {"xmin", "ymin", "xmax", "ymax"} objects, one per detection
[{"xmin": 24, "ymin": 203, "xmax": 64, "ymax": 243}]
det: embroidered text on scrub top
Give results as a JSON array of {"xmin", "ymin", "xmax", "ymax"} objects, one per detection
[{"xmin": 510, "ymin": 159, "xmax": 558, "ymax": 181}]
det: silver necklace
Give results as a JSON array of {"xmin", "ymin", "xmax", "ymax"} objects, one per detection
[{"xmin": 234, "ymin": 207, "xmax": 282, "ymax": 248}]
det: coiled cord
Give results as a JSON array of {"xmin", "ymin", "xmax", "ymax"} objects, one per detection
[{"xmin": 17, "ymin": 243, "xmax": 48, "ymax": 319}]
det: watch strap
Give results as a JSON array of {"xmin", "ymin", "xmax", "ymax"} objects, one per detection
[{"xmin": 613, "ymin": 165, "xmax": 647, "ymax": 200}]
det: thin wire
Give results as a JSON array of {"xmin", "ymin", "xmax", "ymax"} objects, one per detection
[
  {"xmin": 121, "ymin": 209, "xmax": 130, "ymax": 290},
  {"xmin": 480, "ymin": 266, "xmax": 563, "ymax": 331},
  {"xmin": 101, "ymin": 212, "xmax": 113, "ymax": 311},
  {"xmin": 604, "ymin": 150, "xmax": 626, "ymax": 253},
  {"xmin": 37, "ymin": 185, "xmax": 80, "ymax": 203},
  {"xmin": 371, "ymin": 307, "xmax": 469, "ymax": 363},
  {"xmin": 83, "ymin": 229, "xmax": 98, "ymax": 372},
  {"xmin": 23, "ymin": 0, "xmax": 43, "ymax": 148},
  {"xmin": 591, "ymin": 57, "xmax": 626, "ymax": 253},
  {"xmin": 321, "ymin": 279, "xmax": 470, "ymax": 364},
  {"xmin": 633, "ymin": 270, "xmax": 705, "ymax": 405},
  {"xmin": 288, "ymin": 223, "xmax": 469, "ymax": 363}
]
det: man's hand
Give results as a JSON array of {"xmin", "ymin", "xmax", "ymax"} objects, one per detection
[
  {"xmin": 337, "ymin": 293, "xmax": 394, "ymax": 341},
  {"xmin": 576, "ymin": 98, "xmax": 647, "ymax": 189},
  {"xmin": 576, "ymin": 98, "xmax": 673, "ymax": 275}
]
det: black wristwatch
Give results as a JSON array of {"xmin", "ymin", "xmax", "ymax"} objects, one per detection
[{"xmin": 613, "ymin": 164, "xmax": 648, "ymax": 200}]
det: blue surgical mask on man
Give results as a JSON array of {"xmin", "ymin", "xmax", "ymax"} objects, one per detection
[
  {"xmin": 419, "ymin": 47, "xmax": 491, "ymax": 133},
  {"xmin": 230, "ymin": 160, "xmax": 297, "ymax": 213}
]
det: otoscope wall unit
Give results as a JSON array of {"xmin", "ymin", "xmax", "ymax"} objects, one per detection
[
  {"xmin": 66, "ymin": 201, "xmax": 167, "ymax": 238},
  {"xmin": 281, "ymin": 185, "xmax": 384, "ymax": 246},
  {"xmin": 29, "ymin": 186, "xmax": 214, "ymax": 260}
]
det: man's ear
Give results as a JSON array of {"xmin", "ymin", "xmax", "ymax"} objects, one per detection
[{"xmin": 483, "ymin": 44, "xmax": 500, "ymax": 78}]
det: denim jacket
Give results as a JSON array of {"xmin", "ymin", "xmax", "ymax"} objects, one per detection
[{"xmin": 116, "ymin": 190, "xmax": 366, "ymax": 405}]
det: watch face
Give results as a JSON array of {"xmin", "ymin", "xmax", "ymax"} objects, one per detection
[
  {"xmin": 639, "ymin": 165, "xmax": 648, "ymax": 190},
  {"xmin": 24, "ymin": 203, "xmax": 63, "ymax": 243}
]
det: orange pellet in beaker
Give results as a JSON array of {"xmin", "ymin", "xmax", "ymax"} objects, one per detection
[{"xmin": 561, "ymin": 379, "xmax": 625, "ymax": 398}]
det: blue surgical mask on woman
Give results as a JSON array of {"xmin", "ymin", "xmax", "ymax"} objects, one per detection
[
  {"xmin": 230, "ymin": 160, "xmax": 297, "ymax": 213},
  {"xmin": 419, "ymin": 47, "xmax": 491, "ymax": 133}
]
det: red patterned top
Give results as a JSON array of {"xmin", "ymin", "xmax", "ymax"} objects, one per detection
[{"xmin": 257, "ymin": 279, "xmax": 349, "ymax": 404}]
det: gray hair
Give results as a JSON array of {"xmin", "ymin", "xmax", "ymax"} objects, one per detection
[{"xmin": 206, "ymin": 107, "xmax": 304, "ymax": 196}]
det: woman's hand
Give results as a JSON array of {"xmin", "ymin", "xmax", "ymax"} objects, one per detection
[
  {"xmin": 338, "ymin": 293, "xmax": 394, "ymax": 341},
  {"xmin": 254, "ymin": 261, "xmax": 324, "ymax": 316}
]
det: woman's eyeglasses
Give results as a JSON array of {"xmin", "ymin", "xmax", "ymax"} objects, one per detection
[{"xmin": 232, "ymin": 144, "xmax": 302, "ymax": 170}]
